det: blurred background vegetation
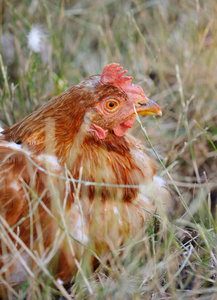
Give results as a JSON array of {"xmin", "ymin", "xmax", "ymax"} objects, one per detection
[{"xmin": 1, "ymin": 0, "xmax": 217, "ymax": 298}]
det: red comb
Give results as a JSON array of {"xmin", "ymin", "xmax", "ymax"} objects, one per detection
[{"xmin": 100, "ymin": 63, "xmax": 146, "ymax": 100}]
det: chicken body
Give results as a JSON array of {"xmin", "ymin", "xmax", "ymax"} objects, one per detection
[{"xmin": 0, "ymin": 63, "xmax": 169, "ymax": 293}]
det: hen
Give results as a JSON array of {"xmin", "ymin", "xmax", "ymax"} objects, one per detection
[{"xmin": 0, "ymin": 63, "xmax": 169, "ymax": 294}]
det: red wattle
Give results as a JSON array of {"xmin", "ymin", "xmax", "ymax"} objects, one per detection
[{"xmin": 113, "ymin": 117, "xmax": 135, "ymax": 137}]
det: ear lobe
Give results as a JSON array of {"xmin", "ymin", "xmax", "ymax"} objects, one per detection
[{"xmin": 87, "ymin": 123, "xmax": 107, "ymax": 139}]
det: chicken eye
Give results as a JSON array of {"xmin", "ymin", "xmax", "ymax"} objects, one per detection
[{"xmin": 105, "ymin": 100, "xmax": 119, "ymax": 111}]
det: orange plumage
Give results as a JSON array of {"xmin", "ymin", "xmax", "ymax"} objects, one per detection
[{"xmin": 0, "ymin": 63, "xmax": 169, "ymax": 293}]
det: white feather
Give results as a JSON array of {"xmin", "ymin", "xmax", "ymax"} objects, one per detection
[
  {"xmin": 153, "ymin": 175, "xmax": 166, "ymax": 187},
  {"xmin": 37, "ymin": 154, "xmax": 61, "ymax": 171},
  {"xmin": 10, "ymin": 181, "xmax": 20, "ymax": 191}
]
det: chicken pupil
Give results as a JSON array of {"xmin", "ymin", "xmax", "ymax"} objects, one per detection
[{"xmin": 109, "ymin": 102, "xmax": 114, "ymax": 107}]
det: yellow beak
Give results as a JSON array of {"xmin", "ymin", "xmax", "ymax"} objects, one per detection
[{"xmin": 136, "ymin": 98, "xmax": 162, "ymax": 116}]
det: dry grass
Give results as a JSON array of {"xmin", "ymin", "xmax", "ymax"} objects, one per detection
[{"xmin": 0, "ymin": 0, "xmax": 217, "ymax": 299}]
